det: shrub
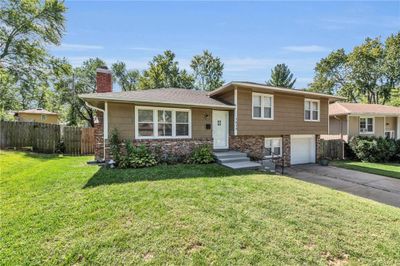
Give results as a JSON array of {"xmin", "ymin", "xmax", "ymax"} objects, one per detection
[
  {"xmin": 188, "ymin": 145, "xmax": 214, "ymax": 164},
  {"xmin": 55, "ymin": 140, "xmax": 65, "ymax": 154},
  {"xmin": 109, "ymin": 128, "xmax": 121, "ymax": 163},
  {"xmin": 119, "ymin": 141, "xmax": 157, "ymax": 168},
  {"xmin": 349, "ymin": 136, "xmax": 397, "ymax": 162}
]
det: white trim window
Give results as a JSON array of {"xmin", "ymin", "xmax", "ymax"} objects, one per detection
[
  {"xmin": 41, "ymin": 114, "xmax": 48, "ymax": 121},
  {"xmin": 264, "ymin": 137, "xmax": 282, "ymax": 158},
  {"xmin": 252, "ymin": 93, "xmax": 274, "ymax": 120},
  {"xmin": 135, "ymin": 106, "xmax": 191, "ymax": 139},
  {"xmin": 359, "ymin": 117, "xmax": 374, "ymax": 134},
  {"xmin": 304, "ymin": 99, "xmax": 320, "ymax": 122}
]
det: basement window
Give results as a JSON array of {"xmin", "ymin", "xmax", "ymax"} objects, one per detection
[{"xmin": 264, "ymin": 137, "xmax": 282, "ymax": 158}]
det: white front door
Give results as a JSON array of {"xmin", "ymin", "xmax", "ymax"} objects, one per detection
[
  {"xmin": 212, "ymin": 110, "xmax": 229, "ymax": 149},
  {"xmin": 291, "ymin": 135, "xmax": 316, "ymax": 165}
]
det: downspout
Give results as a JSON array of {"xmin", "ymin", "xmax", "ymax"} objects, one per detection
[{"xmin": 85, "ymin": 101, "xmax": 106, "ymax": 161}]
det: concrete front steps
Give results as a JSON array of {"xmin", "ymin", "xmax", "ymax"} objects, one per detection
[{"xmin": 214, "ymin": 150, "xmax": 261, "ymax": 170}]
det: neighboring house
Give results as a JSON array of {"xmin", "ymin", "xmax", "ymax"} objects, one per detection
[
  {"xmin": 14, "ymin": 109, "xmax": 59, "ymax": 124},
  {"xmin": 323, "ymin": 102, "xmax": 400, "ymax": 142},
  {"xmin": 79, "ymin": 68, "xmax": 342, "ymax": 166}
]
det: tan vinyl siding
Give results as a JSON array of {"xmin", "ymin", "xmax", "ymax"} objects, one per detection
[
  {"xmin": 348, "ymin": 116, "xmax": 385, "ymax": 138},
  {"xmin": 329, "ymin": 115, "xmax": 347, "ymax": 135},
  {"xmin": 107, "ymin": 102, "xmax": 212, "ymax": 140},
  {"xmin": 216, "ymin": 91, "xmax": 235, "ymax": 135},
  {"xmin": 17, "ymin": 113, "xmax": 59, "ymax": 124},
  {"xmin": 375, "ymin": 117, "xmax": 385, "ymax": 137},
  {"xmin": 108, "ymin": 102, "xmax": 135, "ymax": 140},
  {"xmin": 385, "ymin": 117, "xmax": 397, "ymax": 131},
  {"xmin": 192, "ymin": 108, "xmax": 212, "ymax": 139},
  {"xmin": 236, "ymin": 89, "xmax": 328, "ymax": 135}
]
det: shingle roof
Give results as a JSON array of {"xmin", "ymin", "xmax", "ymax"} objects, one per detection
[
  {"xmin": 329, "ymin": 102, "xmax": 400, "ymax": 116},
  {"xmin": 208, "ymin": 81, "xmax": 345, "ymax": 101},
  {"xmin": 15, "ymin": 109, "xmax": 58, "ymax": 115},
  {"xmin": 79, "ymin": 88, "xmax": 234, "ymax": 109}
]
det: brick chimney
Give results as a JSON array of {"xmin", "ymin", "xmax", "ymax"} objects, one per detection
[
  {"xmin": 96, "ymin": 66, "xmax": 112, "ymax": 93},
  {"xmin": 94, "ymin": 66, "xmax": 112, "ymax": 162}
]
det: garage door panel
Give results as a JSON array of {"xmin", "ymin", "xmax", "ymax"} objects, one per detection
[{"xmin": 291, "ymin": 135, "xmax": 316, "ymax": 165}]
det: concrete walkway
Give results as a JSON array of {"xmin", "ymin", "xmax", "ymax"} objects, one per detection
[{"xmin": 286, "ymin": 164, "xmax": 400, "ymax": 208}]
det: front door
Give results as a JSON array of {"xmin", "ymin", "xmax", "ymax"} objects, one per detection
[{"xmin": 212, "ymin": 110, "xmax": 229, "ymax": 149}]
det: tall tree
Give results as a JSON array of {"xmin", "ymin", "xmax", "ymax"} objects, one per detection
[
  {"xmin": 111, "ymin": 61, "xmax": 140, "ymax": 91},
  {"xmin": 138, "ymin": 50, "xmax": 194, "ymax": 89},
  {"xmin": 309, "ymin": 33, "xmax": 400, "ymax": 104},
  {"xmin": 55, "ymin": 58, "xmax": 106, "ymax": 127},
  {"xmin": 0, "ymin": 0, "xmax": 65, "ymax": 78},
  {"xmin": 266, "ymin": 64, "xmax": 296, "ymax": 88},
  {"xmin": 308, "ymin": 49, "xmax": 358, "ymax": 101},
  {"xmin": 0, "ymin": 0, "xmax": 66, "ymax": 113},
  {"xmin": 190, "ymin": 50, "xmax": 224, "ymax": 91}
]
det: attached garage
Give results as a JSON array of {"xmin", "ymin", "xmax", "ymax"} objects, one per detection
[{"xmin": 291, "ymin": 135, "xmax": 316, "ymax": 165}]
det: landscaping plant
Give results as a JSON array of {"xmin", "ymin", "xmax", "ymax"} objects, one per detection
[
  {"xmin": 188, "ymin": 144, "xmax": 214, "ymax": 164},
  {"xmin": 119, "ymin": 141, "xmax": 157, "ymax": 168},
  {"xmin": 109, "ymin": 129, "xmax": 121, "ymax": 164},
  {"xmin": 349, "ymin": 136, "xmax": 399, "ymax": 162}
]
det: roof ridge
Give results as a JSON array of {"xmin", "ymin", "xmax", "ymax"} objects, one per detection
[{"xmin": 337, "ymin": 102, "xmax": 350, "ymax": 113}]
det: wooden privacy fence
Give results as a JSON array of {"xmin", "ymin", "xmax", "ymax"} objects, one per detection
[
  {"xmin": 63, "ymin": 127, "xmax": 95, "ymax": 155},
  {"xmin": 319, "ymin": 139, "xmax": 344, "ymax": 160},
  {"xmin": 0, "ymin": 121, "xmax": 95, "ymax": 155}
]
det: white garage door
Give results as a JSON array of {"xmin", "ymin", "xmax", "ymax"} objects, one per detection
[{"xmin": 291, "ymin": 135, "xmax": 316, "ymax": 165}]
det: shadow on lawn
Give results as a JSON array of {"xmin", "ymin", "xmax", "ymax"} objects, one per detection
[{"xmin": 83, "ymin": 163, "xmax": 257, "ymax": 188}]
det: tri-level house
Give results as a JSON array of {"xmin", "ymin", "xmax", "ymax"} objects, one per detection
[{"xmin": 80, "ymin": 67, "xmax": 343, "ymax": 168}]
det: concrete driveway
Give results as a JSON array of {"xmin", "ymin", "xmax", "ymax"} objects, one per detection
[{"xmin": 286, "ymin": 164, "xmax": 400, "ymax": 208}]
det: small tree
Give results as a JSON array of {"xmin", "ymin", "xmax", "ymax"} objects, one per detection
[{"xmin": 266, "ymin": 64, "xmax": 296, "ymax": 88}]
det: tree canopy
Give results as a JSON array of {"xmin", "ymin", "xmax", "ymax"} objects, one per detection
[
  {"xmin": 138, "ymin": 50, "xmax": 194, "ymax": 89},
  {"xmin": 190, "ymin": 50, "xmax": 224, "ymax": 91},
  {"xmin": 0, "ymin": 0, "xmax": 66, "ymax": 118},
  {"xmin": 309, "ymin": 33, "xmax": 400, "ymax": 104},
  {"xmin": 266, "ymin": 64, "xmax": 296, "ymax": 88}
]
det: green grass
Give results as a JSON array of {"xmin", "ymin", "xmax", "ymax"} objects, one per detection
[
  {"xmin": 331, "ymin": 160, "xmax": 400, "ymax": 179},
  {"xmin": 1, "ymin": 151, "xmax": 400, "ymax": 265}
]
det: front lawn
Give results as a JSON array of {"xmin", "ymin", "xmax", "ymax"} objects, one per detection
[
  {"xmin": 1, "ymin": 151, "xmax": 400, "ymax": 265},
  {"xmin": 331, "ymin": 160, "xmax": 400, "ymax": 179}
]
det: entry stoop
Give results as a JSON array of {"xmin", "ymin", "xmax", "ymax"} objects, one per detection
[{"xmin": 214, "ymin": 150, "xmax": 261, "ymax": 170}]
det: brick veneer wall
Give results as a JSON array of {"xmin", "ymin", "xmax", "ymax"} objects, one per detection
[
  {"xmin": 316, "ymin": 134, "xmax": 321, "ymax": 162},
  {"xmin": 94, "ymin": 110, "xmax": 104, "ymax": 161},
  {"xmin": 105, "ymin": 138, "xmax": 213, "ymax": 162},
  {"xmin": 229, "ymin": 135, "xmax": 291, "ymax": 166}
]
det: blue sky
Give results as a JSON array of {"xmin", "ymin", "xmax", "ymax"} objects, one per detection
[{"xmin": 51, "ymin": 1, "xmax": 400, "ymax": 89}]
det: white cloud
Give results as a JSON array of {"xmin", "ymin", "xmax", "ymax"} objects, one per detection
[
  {"xmin": 283, "ymin": 45, "xmax": 328, "ymax": 53},
  {"xmin": 51, "ymin": 43, "xmax": 104, "ymax": 51}
]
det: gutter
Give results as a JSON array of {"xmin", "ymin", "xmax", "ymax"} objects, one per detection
[{"xmin": 85, "ymin": 101, "xmax": 106, "ymax": 162}]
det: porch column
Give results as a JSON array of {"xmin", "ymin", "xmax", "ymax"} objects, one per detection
[{"xmin": 397, "ymin": 116, "xmax": 400, "ymax": 139}]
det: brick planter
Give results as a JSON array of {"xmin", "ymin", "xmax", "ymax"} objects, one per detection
[{"xmin": 105, "ymin": 138, "xmax": 213, "ymax": 163}]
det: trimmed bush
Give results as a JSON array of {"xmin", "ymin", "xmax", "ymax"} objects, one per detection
[
  {"xmin": 188, "ymin": 145, "xmax": 214, "ymax": 164},
  {"xmin": 349, "ymin": 136, "xmax": 398, "ymax": 163},
  {"xmin": 119, "ymin": 141, "xmax": 157, "ymax": 169},
  {"xmin": 109, "ymin": 129, "xmax": 121, "ymax": 163}
]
